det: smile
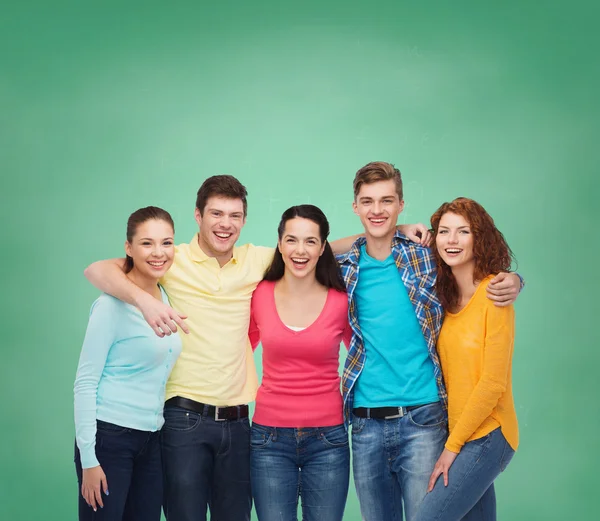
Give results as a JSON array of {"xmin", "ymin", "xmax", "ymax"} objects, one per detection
[
  {"xmin": 214, "ymin": 232, "xmax": 232, "ymax": 240},
  {"xmin": 291, "ymin": 258, "xmax": 309, "ymax": 266},
  {"xmin": 148, "ymin": 261, "xmax": 167, "ymax": 267}
]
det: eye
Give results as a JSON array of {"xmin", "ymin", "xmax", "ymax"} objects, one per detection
[
  {"xmin": 459, "ymin": 230, "xmax": 470, "ymax": 234},
  {"xmin": 163, "ymin": 241, "xmax": 173, "ymax": 246},
  {"xmin": 438, "ymin": 230, "xmax": 447, "ymax": 235}
]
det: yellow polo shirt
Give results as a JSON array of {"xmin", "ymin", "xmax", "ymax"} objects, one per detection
[{"xmin": 161, "ymin": 234, "xmax": 274, "ymax": 406}]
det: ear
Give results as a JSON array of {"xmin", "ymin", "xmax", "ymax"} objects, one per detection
[
  {"xmin": 194, "ymin": 207, "xmax": 202, "ymax": 228},
  {"xmin": 398, "ymin": 199, "xmax": 405, "ymax": 214},
  {"xmin": 352, "ymin": 200, "xmax": 359, "ymax": 215},
  {"xmin": 125, "ymin": 241, "xmax": 132, "ymax": 258}
]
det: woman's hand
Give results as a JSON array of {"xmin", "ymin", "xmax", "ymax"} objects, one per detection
[
  {"xmin": 81, "ymin": 465, "xmax": 109, "ymax": 511},
  {"xmin": 427, "ymin": 448, "xmax": 458, "ymax": 492}
]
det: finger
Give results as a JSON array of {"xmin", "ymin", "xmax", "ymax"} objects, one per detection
[
  {"xmin": 428, "ymin": 468, "xmax": 441, "ymax": 493},
  {"xmin": 174, "ymin": 313, "xmax": 190, "ymax": 335},
  {"xmin": 489, "ymin": 272, "xmax": 507, "ymax": 285},
  {"xmin": 150, "ymin": 321, "xmax": 166, "ymax": 338},
  {"xmin": 102, "ymin": 475, "xmax": 109, "ymax": 496},
  {"xmin": 87, "ymin": 488, "xmax": 97, "ymax": 511},
  {"xmin": 422, "ymin": 230, "xmax": 433, "ymax": 247},
  {"xmin": 486, "ymin": 291, "xmax": 512, "ymax": 303},
  {"xmin": 95, "ymin": 485, "xmax": 104, "ymax": 509},
  {"xmin": 443, "ymin": 468, "xmax": 449, "ymax": 487}
]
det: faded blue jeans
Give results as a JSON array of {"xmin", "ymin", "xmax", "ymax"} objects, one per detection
[
  {"xmin": 414, "ymin": 427, "xmax": 515, "ymax": 521},
  {"xmin": 250, "ymin": 423, "xmax": 350, "ymax": 521},
  {"xmin": 351, "ymin": 402, "xmax": 448, "ymax": 521}
]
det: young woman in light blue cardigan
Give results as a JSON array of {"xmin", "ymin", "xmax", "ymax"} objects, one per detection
[{"xmin": 74, "ymin": 206, "xmax": 182, "ymax": 521}]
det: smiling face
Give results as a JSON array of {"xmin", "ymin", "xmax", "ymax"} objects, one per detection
[
  {"xmin": 436, "ymin": 212, "xmax": 475, "ymax": 269},
  {"xmin": 353, "ymin": 179, "xmax": 404, "ymax": 241},
  {"xmin": 278, "ymin": 217, "xmax": 325, "ymax": 280},
  {"xmin": 195, "ymin": 196, "xmax": 246, "ymax": 260},
  {"xmin": 125, "ymin": 219, "xmax": 175, "ymax": 280}
]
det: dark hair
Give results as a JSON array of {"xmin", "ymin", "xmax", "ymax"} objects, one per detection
[
  {"xmin": 263, "ymin": 205, "xmax": 346, "ymax": 292},
  {"xmin": 430, "ymin": 197, "xmax": 515, "ymax": 311},
  {"xmin": 353, "ymin": 161, "xmax": 403, "ymax": 201},
  {"xmin": 125, "ymin": 206, "xmax": 175, "ymax": 273},
  {"xmin": 195, "ymin": 175, "xmax": 248, "ymax": 216}
]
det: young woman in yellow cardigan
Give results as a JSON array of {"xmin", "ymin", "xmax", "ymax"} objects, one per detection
[{"xmin": 415, "ymin": 197, "xmax": 518, "ymax": 521}]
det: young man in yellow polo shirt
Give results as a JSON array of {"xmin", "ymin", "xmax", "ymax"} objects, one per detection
[{"xmin": 84, "ymin": 174, "xmax": 430, "ymax": 521}]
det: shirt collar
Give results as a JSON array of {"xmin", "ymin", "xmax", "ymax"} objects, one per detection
[
  {"xmin": 337, "ymin": 230, "xmax": 411, "ymax": 266},
  {"xmin": 188, "ymin": 233, "xmax": 239, "ymax": 264}
]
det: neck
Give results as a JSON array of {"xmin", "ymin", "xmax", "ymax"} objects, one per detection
[
  {"xmin": 450, "ymin": 261, "xmax": 478, "ymax": 301},
  {"xmin": 278, "ymin": 271, "xmax": 322, "ymax": 295},
  {"xmin": 364, "ymin": 231, "xmax": 395, "ymax": 260},
  {"xmin": 197, "ymin": 233, "xmax": 233, "ymax": 267},
  {"xmin": 126, "ymin": 268, "xmax": 161, "ymax": 298}
]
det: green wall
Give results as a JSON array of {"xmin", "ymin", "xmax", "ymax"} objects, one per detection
[{"xmin": 2, "ymin": 1, "xmax": 597, "ymax": 519}]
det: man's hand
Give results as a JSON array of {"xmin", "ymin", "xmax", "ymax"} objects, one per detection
[
  {"xmin": 81, "ymin": 465, "xmax": 108, "ymax": 512},
  {"xmin": 486, "ymin": 272, "xmax": 521, "ymax": 307},
  {"xmin": 397, "ymin": 223, "xmax": 433, "ymax": 246},
  {"xmin": 427, "ymin": 448, "xmax": 458, "ymax": 492},
  {"xmin": 137, "ymin": 292, "xmax": 189, "ymax": 337}
]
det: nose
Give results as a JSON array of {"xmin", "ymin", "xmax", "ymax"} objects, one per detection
[
  {"xmin": 373, "ymin": 202, "xmax": 383, "ymax": 214},
  {"xmin": 448, "ymin": 231, "xmax": 459, "ymax": 244}
]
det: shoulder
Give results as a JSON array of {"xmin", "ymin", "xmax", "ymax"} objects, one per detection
[
  {"xmin": 90, "ymin": 294, "xmax": 123, "ymax": 314},
  {"xmin": 244, "ymin": 244, "xmax": 275, "ymax": 262},
  {"xmin": 478, "ymin": 275, "xmax": 515, "ymax": 318},
  {"xmin": 253, "ymin": 279, "xmax": 274, "ymax": 299}
]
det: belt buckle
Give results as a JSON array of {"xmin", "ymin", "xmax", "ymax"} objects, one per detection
[
  {"xmin": 384, "ymin": 407, "xmax": 404, "ymax": 420},
  {"xmin": 215, "ymin": 407, "xmax": 227, "ymax": 421}
]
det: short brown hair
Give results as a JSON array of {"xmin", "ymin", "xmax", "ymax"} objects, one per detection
[
  {"xmin": 353, "ymin": 161, "xmax": 403, "ymax": 201},
  {"xmin": 195, "ymin": 175, "xmax": 248, "ymax": 216}
]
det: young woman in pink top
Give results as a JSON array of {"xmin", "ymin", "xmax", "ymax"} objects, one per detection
[{"xmin": 248, "ymin": 204, "xmax": 352, "ymax": 521}]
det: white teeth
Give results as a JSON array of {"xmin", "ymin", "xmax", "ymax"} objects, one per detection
[
  {"xmin": 370, "ymin": 218, "xmax": 385, "ymax": 223},
  {"xmin": 148, "ymin": 261, "xmax": 165, "ymax": 266},
  {"xmin": 446, "ymin": 249, "xmax": 462, "ymax": 253},
  {"xmin": 292, "ymin": 258, "xmax": 308, "ymax": 263},
  {"xmin": 215, "ymin": 233, "xmax": 231, "ymax": 238}
]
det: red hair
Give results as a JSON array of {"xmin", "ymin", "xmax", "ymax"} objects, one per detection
[{"xmin": 430, "ymin": 197, "xmax": 515, "ymax": 312}]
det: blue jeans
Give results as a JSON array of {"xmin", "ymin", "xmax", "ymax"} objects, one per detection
[
  {"xmin": 351, "ymin": 402, "xmax": 448, "ymax": 521},
  {"xmin": 250, "ymin": 423, "xmax": 350, "ymax": 521},
  {"xmin": 160, "ymin": 405, "xmax": 252, "ymax": 521},
  {"xmin": 74, "ymin": 420, "xmax": 162, "ymax": 521},
  {"xmin": 414, "ymin": 427, "xmax": 515, "ymax": 521}
]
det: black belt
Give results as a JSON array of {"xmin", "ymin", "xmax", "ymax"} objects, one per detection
[
  {"xmin": 165, "ymin": 396, "xmax": 249, "ymax": 421},
  {"xmin": 353, "ymin": 403, "xmax": 435, "ymax": 419}
]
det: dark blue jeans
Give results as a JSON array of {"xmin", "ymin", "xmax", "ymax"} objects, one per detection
[
  {"xmin": 250, "ymin": 423, "xmax": 350, "ymax": 521},
  {"xmin": 160, "ymin": 405, "xmax": 252, "ymax": 521},
  {"xmin": 74, "ymin": 420, "xmax": 162, "ymax": 521},
  {"xmin": 351, "ymin": 402, "xmax": 448, "ymax": 521},
  {"xmin": 414, "ymin": 427, "xmax": 515, "ymax": 521}
]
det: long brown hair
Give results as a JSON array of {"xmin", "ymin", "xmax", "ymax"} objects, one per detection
[{"xmin": 430, "ymin": 197, "xmax": 514, "ymax": 311}]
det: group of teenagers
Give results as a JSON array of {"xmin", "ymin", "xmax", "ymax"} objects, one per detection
[{"xmin": 74, "ymin": 161, "xmax": 522, "ymax": 521}]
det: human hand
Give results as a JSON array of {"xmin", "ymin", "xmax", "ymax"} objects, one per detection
[
  {"xmin": 81, "ymin": 465, "xmax": 108, "ymax": 512},
  {"xmin": 486, "ymin": 272, "xmax": 521, "ymax": 307},
  {"xmin": 427, "ymin": 448, "xmax": 458, "ymax": 492},
  {"xmin": 398, "ymin": 223, "xmax": 433, "ymax": 246},
  {"xmin": 138, "ymin": 292, "xmax": 189, "ymax": 336}
]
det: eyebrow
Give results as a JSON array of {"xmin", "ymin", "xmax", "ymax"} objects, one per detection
[
  {"xmin": 284, "ymin": 234, "xmax": 319, "ymax": 240},
  {"xmin": 438, "ymin": 226, "xmax": 469, "ymax": 229},
  {"xmin": 138, "ymin": 237, "xmax": 174, "ymax": 241}
]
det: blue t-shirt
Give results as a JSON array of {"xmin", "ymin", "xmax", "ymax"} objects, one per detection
[
  {"xmin": 353, "ymin": 245, "xmax": 439, "ymax": 407},
  {"xmin": 74, "ymin": 288, "xmax": 182, "ymax": 468}
]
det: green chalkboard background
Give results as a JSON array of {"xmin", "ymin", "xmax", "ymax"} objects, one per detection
[{"xmin": 2, "ymin": 1, "xmax": 597, "ymax": 520}]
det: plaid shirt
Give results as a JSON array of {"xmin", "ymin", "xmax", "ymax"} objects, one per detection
[{"xmin": 337, "ymin": 231, "xmax": 447, "ymax": 426}]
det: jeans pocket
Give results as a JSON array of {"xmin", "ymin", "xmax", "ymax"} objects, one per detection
[
  {"xmin": 351, "ymin": 415, "xmax": 367, "ymax": 435},
  {"xmin": 320, "ymin": 425, "xmax": 349, "ymax": 448},
  {"xmin": 250, "ymin": 425, "xmax": 273, "ymax": 449},
  {"xmin": 408, "ymin": 402, "xmax": 446, "ymax": 428},
  {"xmin": 162, "ymin": 407, "xmax": 200, "ymax": 432},
  {"xmin": 97, "ymin": 420, "xmax": 129, "ymax": 436}
]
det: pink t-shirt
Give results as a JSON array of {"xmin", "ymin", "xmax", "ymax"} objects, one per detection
[{"xmin": 249, "ymin": 280, "xmax": 352, "ymax": 427}]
